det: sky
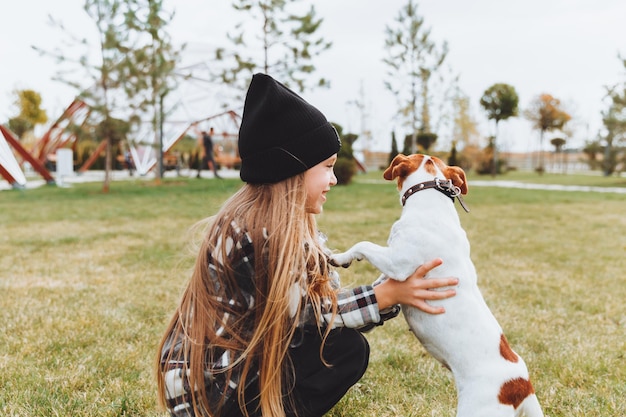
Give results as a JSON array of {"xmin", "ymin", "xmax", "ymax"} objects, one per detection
[{"xmin": 2, "ymin": 0, "xmax": 626, "ymax": 153}]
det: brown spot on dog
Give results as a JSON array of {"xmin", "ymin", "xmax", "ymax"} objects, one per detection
[
  {"xmin": 431, "ymin": 156, "xmax": 468, "ymax": 195},
  {"xmin": 424, "ymin": 158, "xmax": 437, "ymax": 175},
  {"xmin": 498, "ymin": 378, "xmax": 535, "ymax": 409},
  {"xmin": 383, "ymin": 154, "xmax": 425, "ymax": 189},
  {"xmin": 446, "ymin": 166, "xmax": 468, "ymax": 194},
  {"xmin": 500, "ymin": 334, "xmax": 519, "ymax": 363}
]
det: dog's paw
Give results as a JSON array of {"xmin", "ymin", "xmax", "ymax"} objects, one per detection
[{"xmin": 329, "ymin": 252, "xmax": 354, "ymax": 268}]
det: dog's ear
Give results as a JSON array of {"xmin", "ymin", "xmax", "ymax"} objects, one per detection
[
  {"xmin": 445, "ymin": 166, "xmax": 468, "ymax": 195},
  {"xmin": 383, "ymin": 154, "xmax": 409, "ymax": 181}
]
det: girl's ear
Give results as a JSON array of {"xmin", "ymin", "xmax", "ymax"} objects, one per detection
[{"xmin": 445, "ymin": 166, "xmax": 468, "ymax": 195}]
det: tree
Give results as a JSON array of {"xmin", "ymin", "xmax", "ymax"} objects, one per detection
[
  {"xmin": 401, "ymin": 134, "xmax": 412, "ymax": 155},
  {"xmin": 600, "ymin": 102, "xmax": 623, "ymax": 176},
  {"xmin": 83, "ymin": 0, "xmax": 134, "ymax": 191},
  {"xmin": 96, "ymin": 116, "xmax": 131, "ymax": 156},
  {"xmin": 416, "ymin": 132, "xmax": 437, "ymax": 152},
  {"xmin": 388, "ymin": 131, "xmax": 399, "ymax": 165},
  {"xmin": 35, "ymin": 0, "xmax": 132, "ymax": 192},
  {"xmin": 524, "ymin": 93, "xmax": 571, "ymax": 173},
  {"xmin": 214, "ymin": 0, "xmax": 331, "ymax": 96},
  {"xmin": 36, "ymin": 0, "xmax": 181, "ymax": 189},
  {"xmin": 479, "ymin": 83, "xmax": 519, "ymax": 176},
  {"xmin": 331, "ymin": 123, "xmax": 358, "ymax": 185},
  {"xmin": 122, "ymin": 0, "xmax": 181, "ymax": 180},
  {"xmin": 582, "ymin": 140, "xmax": 603, "ymax": 171},
  {"xmin": 451, "ymin": 93, "xmax": 480, "ymax": 149},
  {"xmin": 448, "ymin": 140, "xmax": 459, "ymax": 167},
  {"xmin": 383, "ymin": 0, "xmax": 448, "ymax": 153},
  {"xmin": 475, "ymin": 136, "xmax": 507, "ymax": 175},
  {"xmin": 600, "ymin": 55, "xmax": 626, "ymax": 176},
  {"xmin": 550, "ymin": 137, "xmax": 567, "ymax": 173},
  {"xmin": 8, "ymin": 89, "xmax": 49, "ymax": 139}
]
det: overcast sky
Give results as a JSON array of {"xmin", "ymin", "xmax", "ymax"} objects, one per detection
[{"xmin": 2, "ymin": 0, "xmax": 625, "ymax": 153}]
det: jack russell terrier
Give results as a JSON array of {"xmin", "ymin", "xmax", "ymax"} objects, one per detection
[{"xmin": 331, "ymin": 154, "xmax": 544, "ymax": 417}]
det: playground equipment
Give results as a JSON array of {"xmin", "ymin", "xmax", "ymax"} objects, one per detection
[
  {"xmin": 0, "ymin": 129, "xmax": 27, "ymax": 188},
  {"xmin": 34, "ymin": 99, "xmax": 91, "ymax": 164},
  {"xmin": 0, "ymin": 124, "xmax": 55, "ymax": 185},
  {"xmin": 0, "ymin": 98, "xmax": 91, "ymax": 187},
  {"xmin": 126, "ymin": 109, "xmax": 241, "ymax": 176},
  {"xmin": 1, "ymin": 98, "xmax": 242, "ymax": 188}
]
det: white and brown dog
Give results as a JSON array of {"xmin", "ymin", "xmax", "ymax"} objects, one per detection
[{"xmin": 331, "ymin": 154, "xmax": 544, "ymax": 417}]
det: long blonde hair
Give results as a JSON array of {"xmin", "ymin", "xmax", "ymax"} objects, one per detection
[{"xmin": 156, "ymin": 174, "xmax": 338, "ymax": 417}]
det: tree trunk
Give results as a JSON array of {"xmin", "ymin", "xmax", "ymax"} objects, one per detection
[
  {"xmin": 103, "ymin": 136, "xmax": 111, "ymax": 193},
  {"xmin": 538, "ymin": 129, "xmax": 545, "ymax": 174},
  {"xmin": 492, "ymin": 120, "xmax": 499, "ymax": 177}
]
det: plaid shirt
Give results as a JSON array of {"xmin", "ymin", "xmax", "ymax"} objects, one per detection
[{"xmin": 161, "ymin": 221, "xmax": 398, "ymax": 416}]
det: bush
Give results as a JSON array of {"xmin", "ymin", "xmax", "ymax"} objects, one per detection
[{"xmin": 334, "ymin": 157, "xmax": 357, "ymax": 185}]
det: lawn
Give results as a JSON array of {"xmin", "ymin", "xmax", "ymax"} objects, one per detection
[{"xmin": 0, "ymin": 172, "xmax": 624, "ymax": 416}]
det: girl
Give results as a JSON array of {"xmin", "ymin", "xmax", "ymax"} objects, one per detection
[{"xmin": 156, "ymin": 73, "xmax": 458, "ymax": 417}]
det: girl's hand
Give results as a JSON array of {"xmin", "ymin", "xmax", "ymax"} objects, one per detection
[{"xmin": 373, "ymin": 258, "xmax": 458, "ymax": 314}]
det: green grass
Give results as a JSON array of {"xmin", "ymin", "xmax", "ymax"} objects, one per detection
[{"xmin": 1, "ymin": 173, "xmax": 625, "ymax": 416}]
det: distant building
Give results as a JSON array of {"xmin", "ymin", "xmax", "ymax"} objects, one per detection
[
  {"xmin": 357, "ymin": 150, "xmax": 391, "ymax": 171},
  {"xmin": 501, "ymin": 150, "xmax": 591, "ymax": 173}
]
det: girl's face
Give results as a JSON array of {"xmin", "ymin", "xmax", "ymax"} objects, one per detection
[{"xmin": 304, "ymin": 154, "xmax": 338, "ymax": 214}]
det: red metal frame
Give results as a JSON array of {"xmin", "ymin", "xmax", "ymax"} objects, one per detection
[
  {"xmin": 33, "ymin": 99, "xmax": 90, "ymax": 163},
  {"xmin": 0, "ymin": 162, "xmax": 18, "ymax": 185},
  {"xmin": 78, "ymin": 139, "xmax": 107, "ymax": 173},
  {"xmin": 0, "ymin": 125, "xmax": 55, "ymax": 183}
]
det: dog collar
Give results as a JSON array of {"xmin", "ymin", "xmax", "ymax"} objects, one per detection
[{"xmin": 401, "ymin": 177, "xmax": 470, "ymax": 213}]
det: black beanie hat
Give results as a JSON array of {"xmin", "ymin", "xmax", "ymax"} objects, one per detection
[{"xmin": 238, "ymin": 73, "xmax": 341, "ymax": 183}]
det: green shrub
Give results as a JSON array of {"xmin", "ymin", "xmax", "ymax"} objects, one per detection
[{"xmin": 334, "ymin": 157, "xmax": 356, "ymax": 185}]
